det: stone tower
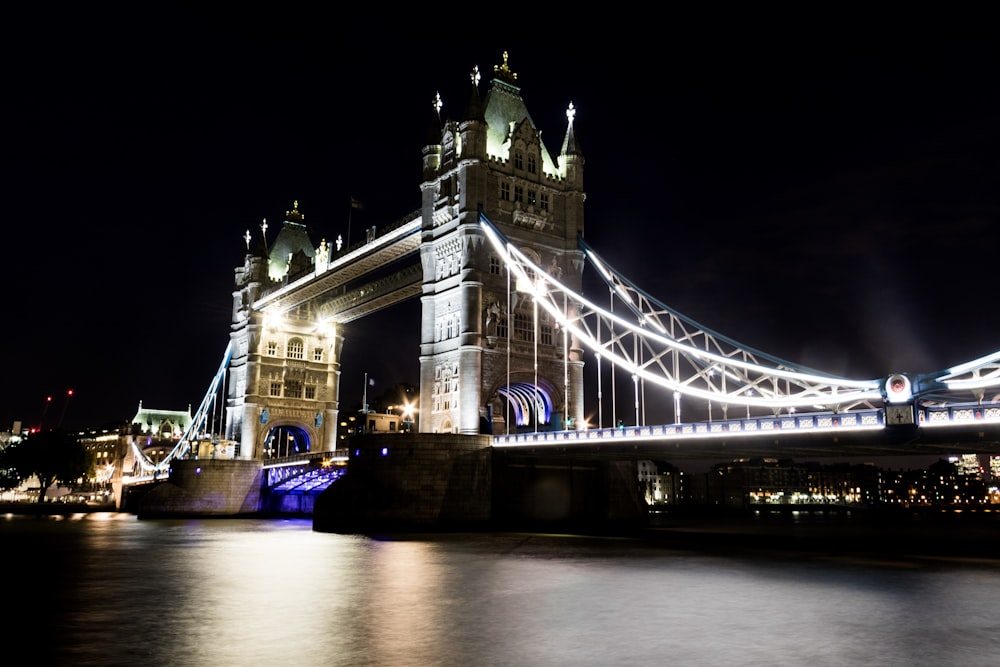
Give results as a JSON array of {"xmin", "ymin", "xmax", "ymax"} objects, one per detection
[
  {"xmin": 418, "ymin": 52, "xmax": 586, "ymax": 435},
  {"xmin": 226, "ymin": 202, "xmax": 342, "ymax": 459}
]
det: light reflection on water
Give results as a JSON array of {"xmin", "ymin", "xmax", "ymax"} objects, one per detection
[{"xmin": 3, "ymin": 515, "xmax": 999, "ymax": 666}]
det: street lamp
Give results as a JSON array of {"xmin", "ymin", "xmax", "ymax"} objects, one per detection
[{"xmin": 402, "ymin": 402, "xmax": 416, "ymax": 432}]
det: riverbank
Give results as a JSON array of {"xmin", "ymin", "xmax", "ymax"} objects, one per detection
[{"xmin": 0, "ymin": 501, "xmax": 117, "ymax": 515}]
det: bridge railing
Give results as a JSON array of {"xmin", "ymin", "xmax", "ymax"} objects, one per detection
[{"xmin": 492, "ymin": 401, "xmax": 1000, "ymax": 446}]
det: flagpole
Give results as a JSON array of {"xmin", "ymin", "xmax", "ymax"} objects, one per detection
[
  {"xmin": 347, "ymin": 198, "xmax": 352, "ymax": 249},
  {"xmin": 363, "ymin": 372, "xmax": 368, "ymax": 423}
]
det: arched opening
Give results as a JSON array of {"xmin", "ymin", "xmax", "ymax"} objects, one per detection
[
  {"xmin": 497, "ymin": 381, "xmax": 554, "ymax": 432},
  {"xmin": 261, "ymin": 424, "xmax": 311, "ymax": 459}
]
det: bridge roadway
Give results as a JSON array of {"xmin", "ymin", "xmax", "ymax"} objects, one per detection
[{"xmin": 491, "ymin": 404, "xmax": 1000, "ymax": 462}]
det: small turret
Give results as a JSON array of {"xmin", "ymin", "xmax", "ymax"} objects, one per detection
[
  {"xmin": 459, "ymin": 65, "xmax": 487, "ymax": 160},
  {"xmin": 422, "ymin": 92, "xmax": 443, "ymax": 181},
  {"xmin": 560, "ymin": 102, "xmax": 584, "ymax": 188}
]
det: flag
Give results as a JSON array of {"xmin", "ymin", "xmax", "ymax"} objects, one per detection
[{"xmin": 351, "ymin": 197, "xmax": 364, "ymax": 210}]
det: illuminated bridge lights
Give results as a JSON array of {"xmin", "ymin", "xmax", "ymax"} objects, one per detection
[{"xmin": 491, "ymin": 401, "xmax": 1000, "ymax": 447}]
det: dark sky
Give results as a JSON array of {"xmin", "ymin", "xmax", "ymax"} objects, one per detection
[{"xmin": 5, "ymin": 7, "xmax": 999, "ymax": 433}]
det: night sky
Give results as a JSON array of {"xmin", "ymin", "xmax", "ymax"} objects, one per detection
[{"xmin": 5, "ymin": 7, "xmax": 998, "ymax": 434}]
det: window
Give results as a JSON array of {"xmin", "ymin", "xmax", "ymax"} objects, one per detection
[
  {"xmin": 540, "ymin": 192, "xmax": 549, "ymax": 211},
  {"xmin": 540, "ymin": 323, "xmax": 553, "ymax": 346},
  {"xmin": 500, "ymin": 182, "xmax": 510, "ymax": 201},
  {"xmin": 313, "ymin": 347, "xmax": 323, "ymax": 362},
  {"xmin": 446, "ymin": 316, "xmax": 455, "ymax": 340},
  {"xmin": 496, "ymin": 316, "xmax": 508, "ymax": 339},
  {"xmin": 514, "ymin": 151, "xmax": 523, "ymax": 169},
  {"xmin": 514, "ymin": 185, "xmax": 523, "ymax": 203},
  {"xmin": 270, "ymin": 382, "xmax": 282, "ymax": 397},
  {"xmin": 514, "ymin": 312, "xmax": 534, "ymax": 342},
  {"xmin": 528, "ymin": 189, "xmax": 536, "ymax": 207},
  {"xmin": 266, "ymin": 341, "xmax": 278, "ymax": 356},
  {"xmin": 305, "ymin": 385, "xmax": 316, "ymax": 400},
  {"xmin": 489, "ymin": 255, "xmax": 501, "ymax": 275},
  {"xmin": 287, "ymin": 338, "xmax": 304, "ymax": 359},
  {"xmin": 527, "ymin": 154, "xmax": 536, "ymax": 174},
  {"xmin": 285, "ymin": 380, "xmax": 302, "ymax": 398}
]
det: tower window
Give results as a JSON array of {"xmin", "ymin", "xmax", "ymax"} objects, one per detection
[
  {"xmin": 500, "ymin": 182, "xmax": 510, "ymax": 201},
  {"xmin": 541, "ymin": 323, "xmax": 553, "ymax": 346},
  {"xmin": 267, "ymin": 341, "xmax": 278, "ymax": 356},
  {"xmin": 270, "ymin": 382, "xmax": 282, "ymax": 397},
  {"xmin": 514, "ymin": 185, "xmax": 523, "ymax": 203},
  {"xmin": 313, "ymin": 347, "xmax": 323, "ymax": 362},
  {"xmin": 288, "ymin": 338, "xmax": 304, "ymax": 360},
  {"xmin": 490, "ymin": 255, "xmax": 501, "ymax": 275},
  {"xmin": 527, "ymin": 154, "xmax": 536, "ymax": 174},
  {"xmin": 514, "ymin": 151, "xmax": 523, "ymax": 170},
  {"xmin": 528, "ymin": 190, "xmax": 537, "ymax": 207},
  {"xmin": 540, "ymin": 192, "xmax": 549, "ymax": 211},
  {"xmin": 514, "ymin": 312, "xmax": 534, "ymax": 342}
]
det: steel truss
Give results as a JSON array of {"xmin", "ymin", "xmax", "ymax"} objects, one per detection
[{"xmin": 483, "ymin": 212, "xmax": 893, "ymax": 415}]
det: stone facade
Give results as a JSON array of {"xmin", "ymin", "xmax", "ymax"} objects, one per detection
[
  {"xmin": 313, "ymin": 433, "xmax": 492, "ymax": 532},
  {"xmin": 418, "ymin": 53, "xmax": 587, "ymax": 436}
]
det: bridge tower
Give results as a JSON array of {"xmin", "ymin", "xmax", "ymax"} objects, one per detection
[
  {"xmin": 418, "ymin": 52, "xmax": 587, "ymax": 435},
  {"xmin": 225, "ymin": 203, "xmax": 342, "ymax": 459}
]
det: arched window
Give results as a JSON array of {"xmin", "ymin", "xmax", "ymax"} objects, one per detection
[{"xmin": 287, "ymin": 338, "xmax": 304, "ymax": 359}]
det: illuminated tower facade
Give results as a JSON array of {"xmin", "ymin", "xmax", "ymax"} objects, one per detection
[
  {"xmin": 418, "ymin": 52, "xmax": 586, "ymax": 435},
  {"xmin": 226, "ymin": 203, "xmax": 342, "ymax": 458}
]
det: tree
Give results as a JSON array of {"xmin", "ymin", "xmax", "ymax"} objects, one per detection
[
  {"xmin": 3, "ymin": 429, "xmax": 93, "ymax": 502},
  {"xmin": 0, "ymin": 446, "xmax": 23, "ymax": 492}
]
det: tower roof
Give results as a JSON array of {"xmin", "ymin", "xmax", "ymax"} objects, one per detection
[
  {"xmin": 267, "ymin": 201, "xmax": 316, "ymax": 281},
  {"xmin": 480, "ymin": 51, "xmax": 559, "ymax": 176}
]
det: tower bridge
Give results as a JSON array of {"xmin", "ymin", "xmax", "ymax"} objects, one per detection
[{"xmin": 122, "ymin": 53, "xmax": 1000, "ymax": 523}]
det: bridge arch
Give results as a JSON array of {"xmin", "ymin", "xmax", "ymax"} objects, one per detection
[{"xmin": 257, "ymin": 420, "xmax": 316, "ymax": 459}]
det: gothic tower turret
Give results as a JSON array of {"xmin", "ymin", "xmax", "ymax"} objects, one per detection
[{"xmin": 418, "ymin": 52, "xmax": 587, "ymax": 435}]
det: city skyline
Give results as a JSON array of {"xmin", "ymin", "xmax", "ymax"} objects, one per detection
[{"xmin": 5, "ymin": 8, "xmax": 998, "ymax": 433}]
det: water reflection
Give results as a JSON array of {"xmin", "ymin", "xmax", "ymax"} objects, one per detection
[{"xmin": 2, "ymin": 516, "xmax": 999, "ymax": 666}]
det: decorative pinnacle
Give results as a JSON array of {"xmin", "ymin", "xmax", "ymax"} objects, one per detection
[
  {"xmin": 244, "ymin": 229, "xmax": 251, "ymax": 250},
  {"xmin": 566, "ymin": 102, "xmax": 576, "ymax": 124},
  {"xmin": 471, "ymin": 65, "xmax": 480, "ymax": 87},
  {"xmin": 493, "ymin": 51, "xmax": 517, "ymax": 84},
  {"xmin": 286, "ymin": 200, "xmax": 304, "ymax": 222},
  {"xmin": 433, "ymin": 91, "xmax": 443, "ymax": 115}
]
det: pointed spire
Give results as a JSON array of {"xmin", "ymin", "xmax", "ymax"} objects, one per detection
[
  {"xmin": 560, "ymin": 102, "xmax": 582, "ymax": 157},
  {"xmin": 426, "ymin": 91, "xmax": 443, "ymax": 145},
  {"xmin": 464, "ymin": 65, "xmax": 485, "ymax": 123}
]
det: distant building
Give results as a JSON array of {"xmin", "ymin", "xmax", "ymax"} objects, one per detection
[{"xmin": 130, "ymin": 401, "xmax": 193, "ymax": 437}]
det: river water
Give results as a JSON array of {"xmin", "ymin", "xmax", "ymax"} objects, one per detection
[{"xmin": 2, "ymin": 513, "xmax": 999, "ymax": 666}]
